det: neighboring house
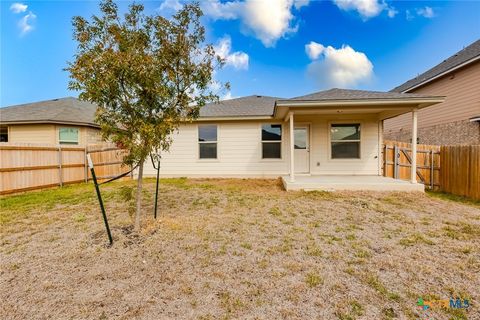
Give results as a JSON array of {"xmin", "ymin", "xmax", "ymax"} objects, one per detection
[
  {"xmin": 0, "ymin": 97, "xmax": 102, "ymax": 146},
  {"xmin": 385, "ymin": 39, "xmax": 480, "ymax": 145},
  {"xmin": 142, "ymin": 88, "xmax": 444, "ymax": 190}
]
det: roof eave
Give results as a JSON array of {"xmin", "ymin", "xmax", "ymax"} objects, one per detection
[
  {"xmin": 195, "ymin": 115, "xmax": 273, "ymax": 121},
  {"xmin": 275, "ymin": 97, "xmax": 445, "ymax": 107},
  {"xmin": 273, "ymin": 97, "xmax": 445, "ymax": 118},
  {"xmin": 0, "ymin": 120, "xmax": 100, "ymax": 128},
  {"xmin": 399, "ymin": 55, "xmax": 480, "ymax": 93},
  {"xmin": 469, "ymin": 116, "xmax": 480, "ymax": 122}
]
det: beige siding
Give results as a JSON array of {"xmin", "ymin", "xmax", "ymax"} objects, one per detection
[
  {"xmin": 297, "ymin": 114, "xmax": 380, "ymax": 175},
  {"xmin": 85, "ymin": 127, "xmax": 103, "ymax": 144},
  {"xmin": 385, "ymin": 60, "xmax": 480, "ymax": 132},
  {"xmin": 8, "ymin": 124, "xmax": 56, "ymax": 144},
  {"xmin": 6, "ymin": 124, "xmax": 101, "ymax": 146},
  {"xmin": 143, "ymin": 114, "xmax": 381, "ymax": 177}
]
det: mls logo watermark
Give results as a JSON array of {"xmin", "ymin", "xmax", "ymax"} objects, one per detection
[{"xmin": 417, "ymin": 297, "xmax": 470, "ymax": 310}]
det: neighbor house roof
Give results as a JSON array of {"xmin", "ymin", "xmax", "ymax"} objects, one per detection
[
  {"xmin": 392, "ymin": 39, "xmax": 480, "ymax": 92},
  {"xmin": 0, "ymin": 97, "xmax": 98, "ymax": 128}
]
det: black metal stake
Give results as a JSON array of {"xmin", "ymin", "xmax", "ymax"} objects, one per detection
[
  {"xmin": 153, "ymin": 158, "xmax": 160, "ymax": 219},
  {"xmin": 87, "ymin": 154, "xmax": 113, "ymax": 246}
]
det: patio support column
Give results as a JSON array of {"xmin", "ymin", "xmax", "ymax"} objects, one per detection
[
  {"xmin": 289, "ymin": 112, "xmax": 295, "ymax": 182},
  {"xmin": 411, "ymin": 108, "xmax": 418, "ymax": 184}
]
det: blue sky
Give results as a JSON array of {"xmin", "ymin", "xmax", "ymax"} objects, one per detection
[{"xmin": 1, "ymin": 0, "xmax": 479, "ymax": 107}]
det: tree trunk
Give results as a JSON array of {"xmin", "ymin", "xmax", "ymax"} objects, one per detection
[{"xmin": 134, "ymin": 161, "xmax": 144, "ymax": 232}]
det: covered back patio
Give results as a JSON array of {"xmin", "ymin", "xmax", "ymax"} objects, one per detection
[{"xmin": 273, "ymin": 89, "xmax": 444, "ymax": 191}]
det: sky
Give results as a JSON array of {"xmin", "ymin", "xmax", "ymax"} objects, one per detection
[{"xmin": 1, "ymin": 0, "xmax": 479, "ymax": 107}]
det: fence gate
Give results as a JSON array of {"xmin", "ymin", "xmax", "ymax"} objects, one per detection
[{"xmin": 383, "ymin": 140, "xmax": 441, "ymax": 189}]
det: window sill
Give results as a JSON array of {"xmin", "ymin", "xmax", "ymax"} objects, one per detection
[{"xmin": 260, "ymin": 158, "xmax": 284, "ymax": 162}]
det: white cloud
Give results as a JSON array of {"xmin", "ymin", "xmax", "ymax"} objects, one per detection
[
  {"xmin": 333, "ymin": 0, "xmax": 386, "ymax": 19},
  {"xmin": 159, "ymin": 0, "xmax": 182, "ymax": 11},
  {"xmin": 222, "ymin": 91, "xmax": 236, "ymax": 100},
  {"xmin": 305, "ymin": 41, "xmax": 325, "ymax": 60},
  {"xmin": 294, "ymin": 0, "xmax": 310, "ymax": 10},
  {"xmin": 18, "ymin": 11, "xmax": 36, "ymax": 35},
  {"xmin": 202, "ymin": 0, "xmax": 242, "ymax": 19},
  {"xmin": 387, "ymin": 6, "xmax": 398, "ymax": 18},
  {"xmin": 10, "ymin": 2, "xmax": 28, "ymax": 13},
  {"xmin": 203, "ymin": 0, "xmax": 309, "ymax": 47},
  {"xmin": 306, "ymin": 42, "xmax": 373, "ymax": 88},
  {"xmin": 406, "ymin": 10, "xmax": 414, "ymax": 21},
  {"xmin": 416, "ymin": 6, "xmax": 435, "ymax": 18},
  {"xmin": 214, "ymin": 36, "xmax": 249, "ymax": 70}
]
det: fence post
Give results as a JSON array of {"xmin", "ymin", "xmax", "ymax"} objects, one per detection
[
  {"xmin": 430, "ymin": 149, "xmax": 434, "ymax": 189},
  {"xmin": 58, "ymin": 146, "xmax": 63, "ymax": 187},
  {"xmin": 393, "ymin": 145, "xmax": 398, "ymax": 179},
  {"xmin": 84, "ymin": 147, "xmax": 88, "ymax": 183},
  {"xmin": 383, "ymin": 144, "xmax": 387, "ymax": 177}
]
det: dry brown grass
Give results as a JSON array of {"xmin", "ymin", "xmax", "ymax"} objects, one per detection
[{"xmin": 1, "ymin": 178, "xmax": 479, "ymax": 319}]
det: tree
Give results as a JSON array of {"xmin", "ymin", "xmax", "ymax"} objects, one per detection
[{"xmin": 67, "ymin": 0, "xmax": 226, "ymax": 231}]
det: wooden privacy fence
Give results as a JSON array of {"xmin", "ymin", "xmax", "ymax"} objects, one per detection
[
  {"xmin": 441, "ymin": 145, "xmax": 480, "ymax": 200},
  {"xmin": 0, "ymin": 143, "xmax": 131, "ymax": 195},
  {"xmin": 86, "ymin": 144, "xmax": 131, "ymax": 181},
  {"xmin": 384, "ymin": 140, "xmax": 441, "ymax": 189},
  {"xmin": 384, "ymin": 141, "xmax": 480, "ymax": 200}
]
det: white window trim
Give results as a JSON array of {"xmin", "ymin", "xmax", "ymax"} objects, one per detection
[
  {"xmin": 260, "ymin": 122, "xmax": 284, "ymax": 161},
  {"xmin": 328, "ymin": 121, "xmax": 362, "ymax": 161},
  {"xmin": 197, "ymin": 124, "xmax": 219, "ymax": 161}
]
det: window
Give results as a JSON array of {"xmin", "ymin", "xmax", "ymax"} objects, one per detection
[
  {"xmin": 59, "ymin": 127, "xmax": 79, "ymax": 145},
  {"xmin": 0, "ymin": 126, "xmax": 8, "ymax": 142},
  {"xmin": 262, "ymin": 124, "xmax": 282, "ymax": 159},
  {"xmin": 330, "ymin": 124, "xmax": 360, "ymax": 159},
  {"xmin": 198, "ymin": 125, "xmax": 217, "ymax": 159}
]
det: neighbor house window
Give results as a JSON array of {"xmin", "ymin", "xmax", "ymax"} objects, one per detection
[
  {"xmin": 330, "ymin": 124, "xmax": 360, "ymax": 159},
  {"xmin": 0, "ymin": 126, "xmax": 8, "ymax": 142},
  {"xmin": 59, "ymin": 127, "xmax": 79, "ymax": 145},
  {"xmin": 198, "ymin": 125, "xmax": 217, "ymax": 159},
  {"xmin": 262, "ymin": 124, "xmax": 282, "ymax": 159}
]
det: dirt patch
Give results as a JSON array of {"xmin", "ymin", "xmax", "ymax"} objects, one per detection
[{"xmin": 1, "ymin": 179, "xmax": 479, "ymax": 319}]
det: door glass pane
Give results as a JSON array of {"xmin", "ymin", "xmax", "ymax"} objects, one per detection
[
  {"xmin": 199, "ymin": 143, "xmax": 217, "ymax": 158},
  {"xmin": 199, "ymin": 125, "xmax": 217, "ymax": 142},
  {"xmin": 262, "ymin": 124, "xmax": 282, "ymax": 141},
  {"xmin": 331, "ymin": 124, "xmax": 360, "ymax": 141},
  {"xmin": 294, "ymin": 128, "xmax": 307, "ymax": 149},
  {"xmin": 331, "ymin": 142, "xmax": 360, "ymax": 159},
  {"xmin": 262, "ymin": 142, "xmax": 281, "ymax": 158}
]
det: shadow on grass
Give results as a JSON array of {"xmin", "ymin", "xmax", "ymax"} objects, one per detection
[{"xmin": 426, "ymin": 190, "xmax": 480, "ymax": 208}]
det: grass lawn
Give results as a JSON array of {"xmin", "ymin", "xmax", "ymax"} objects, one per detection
[{"xmin": 1, "ymin": 178, "xmax": 479, "ymax": 319}]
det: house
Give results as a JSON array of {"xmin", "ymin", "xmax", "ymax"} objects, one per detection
[
  {"xmin": 384, "ymin": 39, "xmax": 480, "ymax": 145},
  {"xmin": 142, "ymin": 88, "xmax": 444, "ymax": 191},
  {"xmin": 0, "ymin": 97, "xmax": 102, "ymax": 146}
]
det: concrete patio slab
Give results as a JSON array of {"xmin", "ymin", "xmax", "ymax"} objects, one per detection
[{"xmin": 282, "ymin": 175, "xmax": 425, "ymax": 192}]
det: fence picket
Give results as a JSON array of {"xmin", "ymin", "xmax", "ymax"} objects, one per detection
[{"xmin": 0, "ymin": 143, "xmax": 130, "ymax": 195}]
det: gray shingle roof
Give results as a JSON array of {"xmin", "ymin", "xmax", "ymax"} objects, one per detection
[
  {"xmin": 200, "ymin": 95, "xmax": 281, "ymax": 118},
  {"xmin": 0, "ymin": 97, "xmax": 98, "ymax": 127},
  {"xmin": 1, "ymin": 89, "xmax": 443, "ymax": 122},
  {"xmin": 282, "ymin": 88, "xmax": 440, "ymax": 101},
  {"xmin": 392, "ymin": 39, "xmax": 480, "ymax": 92}
]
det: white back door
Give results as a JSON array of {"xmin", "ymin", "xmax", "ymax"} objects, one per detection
[{"xmin": 294, "ymin": 126, "xmax": 310, "ymax": 173}]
